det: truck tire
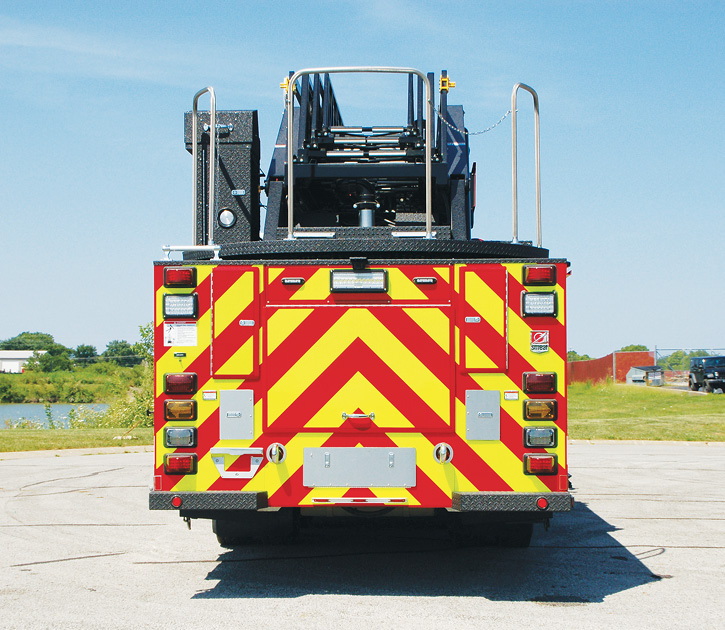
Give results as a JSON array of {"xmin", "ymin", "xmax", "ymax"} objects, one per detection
[
  {"xmin": 704, "ymin": 382, "xmax": 713, "ymax": 394},
  {"xmin": 689, "ymin": 377, "xmax": 700, "ymax": 391}
]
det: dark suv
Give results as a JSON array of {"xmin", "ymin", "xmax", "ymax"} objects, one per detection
[{"xmin": 689, "ymin": 356, "xmax": 725, "ymax": 392}]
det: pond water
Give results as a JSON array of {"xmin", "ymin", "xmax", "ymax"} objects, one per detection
[{"xmin": 0, "ymin": 403, "xmax": 109, "ymax": 429}]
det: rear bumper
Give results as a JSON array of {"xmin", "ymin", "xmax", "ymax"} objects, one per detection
[
  {"xmin": 452, "ymin": 492, "xmax": 573, "ymax": 512},
  {"xmin": 149, "ymin": 491, "xmax": 268, "ymax": 511}
]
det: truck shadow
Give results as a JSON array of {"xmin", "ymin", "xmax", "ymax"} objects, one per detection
[{"xmin": 192, "ymin": 502, "xmax": 664, "ymax": 603}]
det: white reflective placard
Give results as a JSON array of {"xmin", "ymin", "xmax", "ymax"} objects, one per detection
[{"xmin": 163, "ymin": 323, "xmax": 198, "ymax": 347}]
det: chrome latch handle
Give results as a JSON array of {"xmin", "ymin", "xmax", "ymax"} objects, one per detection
[{"xmin": 341, "ymin": 412, "xmax": 375, "ymax": 421}]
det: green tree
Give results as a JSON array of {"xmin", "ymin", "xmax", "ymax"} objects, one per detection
[
  {"xmin": 34, "ymin": 343, "xmax": 73, "ymax": 372},
  {"xmin": 0, "ymin": 332, "xmax": 55, "ymax": 350},
  {"xmin": 103, "ymin": 339, "xmax": 142, "ymax": 367},
  {"xmin": 567, "ymin": 350, "xmax": 592, "ymax": 362},
  {"xmin": 133, "ymin": 323, "xmax": 154, "ymax": 364},
  {"xmin": 73, "ymin": 344, "xmax": 98, "ymax": 365},
  {"xmin": 618, "ymin": 344, "xmax": 649, "ymax": 352}
]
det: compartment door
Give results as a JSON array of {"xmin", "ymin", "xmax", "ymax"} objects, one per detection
[
  {"xmin": 460, "ymin": 265, "xmax": 508, "ymax": 372},
  {"xmin": 211, "ymin": 266, "xmax": 259, "ymax": 378}
]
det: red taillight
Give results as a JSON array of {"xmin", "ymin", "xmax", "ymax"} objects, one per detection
[
  {"xmin": 164, "ymin": 373, "xmax": 197, "ymax": 395},
  {"xmin": 164, "ymin": 454, "xmax": 197, "ymax": 475},
  {"xmin": 536, "ymin": 497, "xmax": 549, "ymax": 510},
  {"xmin": 524, "ymin": 454, "xmax": 558, "ymax": 475},
  {"xmin": 523, "ymin": 265, "xmax": 556, "ymax": 286},
  {"xmin": 164, "ymin": 267, "xmax": 197, "ymax": 288},
  {"xmin": 523, "ymin": 372, "xmax": 557, "ymax": 394},
  {"xmin": 171, "ymin": 495, "xmax": 183, "ymax": 508}
]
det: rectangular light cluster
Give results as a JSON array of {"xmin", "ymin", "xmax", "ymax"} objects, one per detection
[
  {"xmin": 523, "ymin": 265, "xmax": 556, "ymax": 286},
  {"xmin": 524, "ymin": 453, "xmax": 557, "ymax": 475},
  {"xmin": 164, "ymin": 267, "xmax": 197, "ymax": 288},
  {"xmin": 164, "ymin": 400, "xmax": 197, "ymax": 421},
  {"xmin": 522, "ymin": 292, "xmax": 557, "ymax": 317},
  {"xmin": 164, "ymin": 453, "xmax": 197, "ymax": 475},
  {"xmin": 524, "ymin": 399, "xmax": 557, "ymax": 420},
  {"xmin": 330, "ymin": 269, "xmax": 387, "ymax": 293},
  {"xmin": 524, "ymin": 427, "xmax": 557, "ymax": 448},
  {"xmin": 163, "ymin": 294, "xmax": 198, "ymax": 319},
  {"xmin": 164, "ymin": 427, "xmax": 197, "ymax": 448},
  {"xmin": 164, "ymin": 373, "xmax": 197, "ymax": 395},
  {"xmin": 522, "ymin": 372, "xmax": 557, "ymax": 394}
]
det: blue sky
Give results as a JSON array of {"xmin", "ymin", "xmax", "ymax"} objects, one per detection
[{"xmin": 1, "ymin": 1, "xmax": 723, "ymax": 358}]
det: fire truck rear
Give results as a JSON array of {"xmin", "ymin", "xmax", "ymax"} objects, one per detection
[{"xmin": 150, "ymin": 67, "xmax": 572, "ymax": 547}]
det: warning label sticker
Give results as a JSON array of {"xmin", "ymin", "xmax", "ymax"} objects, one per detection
[
  {"xmin": 530, "ymin": 330, "xmax": 550, "ymax": 354},
  {"xmin": 163, "ymin": 323, "xmax": 198, "ymax": 347}
]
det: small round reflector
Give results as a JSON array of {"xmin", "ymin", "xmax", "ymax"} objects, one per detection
[
  {"xmin": 536, "ymin": 497, "xmax": 549, "ymax": 510},
  {"xmin": 433, "ymin": 442, "xmax": 453, "ymax": 464},
  {"xmin": 171, "ymin": 496, "xmax": 183, "ymax": 508}
]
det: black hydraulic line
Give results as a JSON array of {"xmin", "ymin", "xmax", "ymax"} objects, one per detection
[
  {"xmin": 299, "ymin": 75, "xmax": 310, "ymax": 149},
  {"xmin": 323, "ymin": 73, "xmax": 331, "ymax": 129},
  {"xmin": 407, "ymin": 74, "xmax": 414, "ymax": 126},
  {"xmin": 416, "ymin": 76, "xmax": 423, "ymax": 136},
  {"xmin": 312, "ymin": 74, "xmax": 321, "ymax": 135}
]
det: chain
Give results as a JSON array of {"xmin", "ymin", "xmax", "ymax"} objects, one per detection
[{"xmin": 435, "ymin": 107, "xmax": 514, "ymax": 136}]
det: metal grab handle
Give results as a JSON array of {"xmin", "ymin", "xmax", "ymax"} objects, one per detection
[
  {"xmin": 285, "ymin": 67, "xmax": 434, "ymax": 240},
  {"xmin": 162, "ymin": 245, "xmax": 220, "ymax": 260},
  {"xmin": 511, "ymin": 83, "xmax": 541, "ymax": 247},
  {"xmin": 342, "ymin": 412, "xmax": 375, "ymax": 421},
  {"xmin": 192, "ymin": 87, "xmax": 216, "ymax": 245},
  {"xmin": 210, "ymin": 448, "xmax": 263, "ymax": 479}
]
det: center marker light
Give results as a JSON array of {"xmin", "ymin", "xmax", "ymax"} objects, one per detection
[
  {"xmin": 524, "ymin": 427, "xmax": 557, "ymax": 448},
  {"xmin": 330, "ymin": 269, "xmax": 387, "ymax": 293}
]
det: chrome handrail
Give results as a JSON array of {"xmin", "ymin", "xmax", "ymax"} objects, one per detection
[
  {"xmin": 285, "ymin": 67, "xmax": 434, "ymax": 240},
  {"xmin": 511, "ymin": 83, "xmax": 541, "ymax": 247},
  {"xmin": 192, "ymin": 87, "xmax": 216, "ymax": 245}
]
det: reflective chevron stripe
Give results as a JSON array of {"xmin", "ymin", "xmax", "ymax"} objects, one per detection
[{"xmin": 153, "ymin": 261, "xmax": 569, "ymax": 505}]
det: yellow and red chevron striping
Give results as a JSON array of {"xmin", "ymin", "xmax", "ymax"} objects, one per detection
[{"xmin": 153, "ymin": 261, "xmax": 568, "ymax": 504}]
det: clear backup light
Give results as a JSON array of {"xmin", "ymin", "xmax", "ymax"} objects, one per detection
[
  {"xmin": 524, "ymin": 427, "xmax": 557, "ymax": 448},
  {"xmin": 524, "ymin": 399, "xmax": 557, "ymax": 420},
  {"xmin": 163, "ymin": 294, "xmax": 198, "ymax": 319},
  {"xmin": 164, "ymin": 373, "xmax": 197, "ymax": 395},
  {"xmin": 164, "ymin": 453, "xmax": 197, "ymax": 475},
  {"xmin": 164, "ymin": 427, "xmax": 197, "ymax": 448},
  {"xmin": 522, "ymin": 291, "xmax": 557, "ymax": 317},
  {"xmin": 164, "ymin": 267, "xmax": 196, "ymax": 288},
  {"xmin": 330, "ymin": 269, "xmax": 387, "ymax": 293},
  {"xmin": 523, "ymin": 372, "xmax": 557, "ymax": 394},
  {"xmin": 523, "ymin": 265, "xmax": 556, "ymax": 286},
  {"xmin": 524, "ymin": 453, "xmax": 557, "ymax": 475},
  {"xmin": 218, "ymin": 208, "xmax": 236, "ymax": 228}
]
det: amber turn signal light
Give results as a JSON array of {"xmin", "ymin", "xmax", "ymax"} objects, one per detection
[
  {"xmin": 524, "ymin": 399, "xmax": 557, "ymax": 420},
  {"xmin": 164, "ymin": 400, "xmax": 197, "ymax": 421}
]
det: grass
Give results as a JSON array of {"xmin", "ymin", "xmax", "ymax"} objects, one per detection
[
  {"xmin": 568, "ymin": 382, "xmax": 725, "ymax": 441},
  {"xmin": 1, "ymin": 382, "xmax": 722, "ymax": 452},
  {"xmin": 0, "ymin": 427, "xmax": 154, "ymax": 452}
]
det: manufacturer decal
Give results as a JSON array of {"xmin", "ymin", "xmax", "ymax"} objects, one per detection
[
  {"xmin": 530, "ymin": 330, "xmax": 550, "ymax": 353},
  {"xmin": 164, "ymin": 322, "xmax": 198, "ymax": 347}
]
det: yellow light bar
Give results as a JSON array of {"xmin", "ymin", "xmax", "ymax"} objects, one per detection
[
  {"xmin": 164, "ymin": 400, "xmax": 197, "ymax": 421},
  {"xmin": 524, "ymin": 399, "xmax": 557, "ymax": 420}
]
